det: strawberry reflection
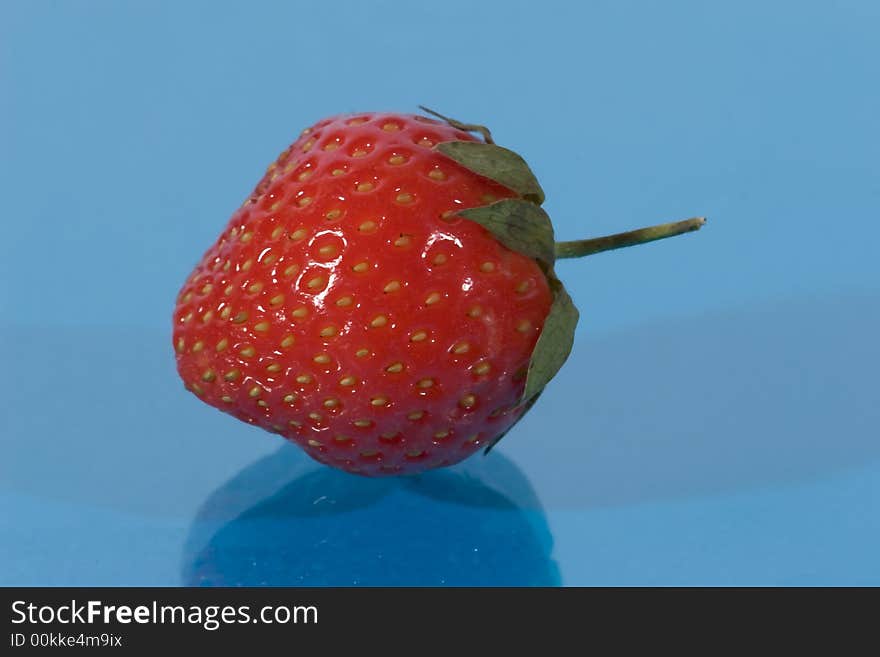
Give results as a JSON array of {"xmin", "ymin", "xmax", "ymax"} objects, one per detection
[{"xmin": 182, "ymin": 446, "xmax": 560, "ymax": 586}]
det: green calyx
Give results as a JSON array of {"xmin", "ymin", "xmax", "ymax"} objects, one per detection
[
  {"xmin": 457, "ymin": 200, "xmax": 554, "ymax": 267},
  {"xmin": 457, "ymin": 199, "xmax": 579, "ymax": 408},
  {"xmin": 436, "ymin": 142, "xmax": 545, "ymax": 205},
  {"xmin": 421, "ymin": 106, "xmax": 705, "ymax": 446}
]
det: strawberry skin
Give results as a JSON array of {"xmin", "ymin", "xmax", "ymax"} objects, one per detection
[{"xmin": 174, "ymin": 112, "xmax": 553, "ymax": 476}]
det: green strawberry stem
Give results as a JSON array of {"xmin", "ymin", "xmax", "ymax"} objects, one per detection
[{"xmin": 555, "ymin": 216, "xmax": 706, "ymax": 259}]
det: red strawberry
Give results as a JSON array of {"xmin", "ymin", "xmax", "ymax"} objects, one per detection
[{"xmin": 173, "ymin": 107, "xmax": 704, "ymax": 476}]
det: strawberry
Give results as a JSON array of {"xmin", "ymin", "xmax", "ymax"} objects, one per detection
[{"xmin": 173, "ymin": 107, "xmax": 704, "ymax": 476}]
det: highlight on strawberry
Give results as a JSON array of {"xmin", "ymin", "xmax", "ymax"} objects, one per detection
[{"xmin": 173, "ymin": 107, "xmax": 705, "ymax": 476}]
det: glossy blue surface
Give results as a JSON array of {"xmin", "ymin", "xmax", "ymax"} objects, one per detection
[{"xmin": 2, "ymin": 0, "xmax": 878, "ymax": 586}]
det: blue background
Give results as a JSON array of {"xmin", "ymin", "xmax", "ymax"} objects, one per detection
[{"xmin": 1, "ymin": 0, "xmax": 877, "ymax": 585}]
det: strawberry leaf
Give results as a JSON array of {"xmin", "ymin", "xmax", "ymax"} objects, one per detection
[
  {"xmin": 483, "ymin": 390, "xmax": 543, "ymax": 454},
  {"xmin": 457, "ymin": 199, "xmax": 555, "ymax": 267},
  {"xmin": 436, "ymin": 142, "xmax": 545, "ymax": 205},
  {"xmin": 483, "ymin": 279, "xmax": 578, "ymax": 452},
  {"xmin": 522, "ymin": 276, "xmax": 579, "ymax": 403}
]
